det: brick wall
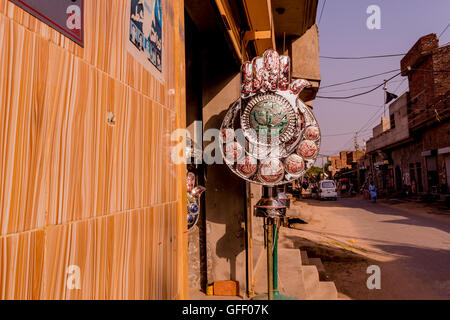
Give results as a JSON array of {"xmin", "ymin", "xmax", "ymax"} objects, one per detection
[
  {"xmin": 402, "ymin": 34, "xmax": 450, "ymax": 130},
  {"xmin": 433, "ymin": 45, "xmax": 450, "ymax": 98}
]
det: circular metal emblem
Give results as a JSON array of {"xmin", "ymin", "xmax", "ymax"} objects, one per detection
[
  {"xmin": 258, "ymin": 158, "xmax": 284, "ymax": 184},
  {"xmin": 304, "ymin": 126, "xmax": 320, "ymax": 141},
  {"xmin": 221, "ymin": 128, "xmax": 235, "ymax": 143},
  {"xmin": 237, "ymin": 156, "xmax": 258, "ymax": 177},
  {"xmin": 225, "ymin": 142, "xmax": 243, "ymax": 163},
  {"xmin": 241, "ymin": 93, "xmax": 296, "ymax": 146},
  {"xmin": 298, "ymin": 140, "xmax": 318, "ymax": 159},
  {"xmin": 285, "ymin": 154, "xmax": 305, "ymax": 175}
]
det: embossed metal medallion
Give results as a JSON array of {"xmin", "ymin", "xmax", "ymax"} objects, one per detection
[
  {"xmin": 220, "ymin": 49, "xmax": 322, "ymax": 186},
  {"xmin": 237, "ymin": 156, "xmax": 258, "ymax": 178},
  {"xmin": 285, "ymin": 154, "xmax": 305, "ymax": 175},
  {"xmin": 241, "ymin": 93, "xmax": 296, "ymax": 146},
  {"xmin": 258, "ymin": 158, "xmax": 284, "ymax": 184}
]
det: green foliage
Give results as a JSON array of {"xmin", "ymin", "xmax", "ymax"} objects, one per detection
[{"xmin": 306, "ymin": 166, "xmax": 323, "ymax": 178}]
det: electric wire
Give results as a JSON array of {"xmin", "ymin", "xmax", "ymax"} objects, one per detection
[
  {"xmin": 319, "ymin": 80, "xmax": 403, "ymax": 94},
  {"xmin": 320, "ymin": 69, "xmax": 400, "ymax": 89},
  {"xmin": 318, "ymin": 0, "xmax": 327, "ymax": 25},
  {"xmin": 317, "ymin": 72, "xmax": 402, "ymax": 99},
  {"xmin": 322, "ymin": 128, "xmax": 372, "ymax": 137},
  {"xmin": 320, "ymin": 53, "xmax": 405, "ymax": 60},
  {"xmin": 438, "ymin": 22, "xmax": 450, "ymax": 39},
  {"xmin": 320, "ymin": 23, "xmax": 449, "ymax": 61}
]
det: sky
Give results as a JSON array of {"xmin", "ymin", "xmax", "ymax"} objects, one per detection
[{"xmin": 314, "ymin": 0, "xmax": 450, "ymax": 166}]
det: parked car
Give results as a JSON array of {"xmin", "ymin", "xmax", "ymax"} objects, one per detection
[{"xmin": 317, "ymin": 180, "xmax": 338, "ymax": 200}]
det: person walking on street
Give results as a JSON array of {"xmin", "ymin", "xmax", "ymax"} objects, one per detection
[{"xmin": 369, "ymin": 181, "xmax": 377, "ymax": 203}]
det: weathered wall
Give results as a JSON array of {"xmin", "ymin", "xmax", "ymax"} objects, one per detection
[
  {"xmin": 367, "ymin": 95, "xmax": 409, "ymax": 153},
  {"xmin": 401, "ymin": 34, "xmax": 449, "ymax": 130},
  {"xmin": 202, "ymin": 73, "xmax": 248, "ymax": 294},
  {"xmin": 0, "ymin": 0, "xmax": 188, "ymax": 299}
]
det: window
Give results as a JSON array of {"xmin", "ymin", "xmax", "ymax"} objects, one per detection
[
  {"xmin": 390, "ymin": 113, "xmax": 396, "ymax": 129},
  {"xmin": 321, "ymin": 181, "xmax": 336, "ymax": 189}
]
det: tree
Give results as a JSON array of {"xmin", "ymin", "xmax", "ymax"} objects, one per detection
[{"xmin": 306, "ymin": 166, "xmax": 323, "ymax": 180}]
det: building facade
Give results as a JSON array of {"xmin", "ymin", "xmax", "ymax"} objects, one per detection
[
  {"xmin": 328, "ymin": 150, "xmax": 365, "ymax": 178},
  {"xmin": 366, "ymin": 34, "xmax": 450, "ymax": 196},
  {"xmin": 184, "ymin": 0, "xmax": 321, "ymax": 296},
  {"xmin": 0, "ymin": 0, "xmax": 322, "ymax": 299}
]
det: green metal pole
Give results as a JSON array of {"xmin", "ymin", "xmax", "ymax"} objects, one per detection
[
  {"xmin": 267, "ymin": 221, "xmax": 273, "ymax": 300},
  {"xmin": 273, "ymin": 223, "xmax": 279, "ymax": 297}
]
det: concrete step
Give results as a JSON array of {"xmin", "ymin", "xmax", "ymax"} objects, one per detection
[
  {"xmin": 300, "ymin": 250, "xmax": 309, "ymax": 265},
  {"xmin": 308, "ymin": 257, "xmax": 329, "ymax": 281},
  {"xmin": 302, "ymin": 265, "xmax": 320, "ymax": 297},
  {"xmin": 277, "ymin": 248, "xmax": 307, "ymax": 299},
  {"xmin": 253, "ymin": 247, "xmax": 307, "ymax": 299},
  {"xmin": 309, "ymin": 282, "xmax": 338, "ymax": 300},
  {"xmin": 252, "ymin": 246, "xmax": 338, "ymax": 300}
]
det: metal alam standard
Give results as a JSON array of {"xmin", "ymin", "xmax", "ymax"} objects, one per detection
[{"xmin": 220, "ymin": 49, "xmax": 321, "ymax": 300}]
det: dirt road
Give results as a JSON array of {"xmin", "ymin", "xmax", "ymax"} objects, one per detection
[{"xmin": 279, "ymin": 197, "xmax": 450, "ymax": 299}]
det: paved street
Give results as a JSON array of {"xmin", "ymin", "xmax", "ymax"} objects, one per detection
[{"xmin": 280, "ymin": 197, "xmax": 450, "ymax": 299}]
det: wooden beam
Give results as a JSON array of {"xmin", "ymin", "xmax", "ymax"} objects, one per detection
[
  {"xmin": 242, "ymin": 0, "xmax": 276, "ymax": 55},
  {"xmin": 243, "ymin": 30, "xmax": 272, "ymax": 41},
  {"xmin": 213, "ymin": 0, "xmax": 243, "ymax": 61}
]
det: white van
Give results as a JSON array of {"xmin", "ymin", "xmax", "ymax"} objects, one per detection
[{"xmin": 317, "ymin": 180, "xmax": 338, "ymax": 200}]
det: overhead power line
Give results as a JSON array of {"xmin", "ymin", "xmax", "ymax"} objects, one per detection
[
  {"xmin": 320, "ymin": 69, "xmax": 400, "ymax": 89},
  {"xmin": 320, "ymin": 53, "xmax": 405, "ymax": 60},
  {"xmin": 318, "ymin": 0, "xmax": 327, "ymax": 25},
  {"xmin": 319, "ymin": 79, "xmax": 403, "ymax": 94},
  {"xmin": 438, "ymin": 23, "xmax": 450, "ymax": 39},
  {"xmin": 328, "ymin": 100, "xmax": 384, "ymax": 108},
  {"xmin": 317, "ymin": 72, "xmax": 402, "ymax": 99},
  {"xmin": 320, "ymin": 23, "xmax": 449, "ymax": 61},
  {"xmin": 356, "ymin": 105, "xmax": 384, "ymax": 134},
  {"xmin": 323, "ymin": 128, "xmax": 372, "ymax": 137},
  {"xmin": 349, "ymin": 73, "xmax": 408, "ymax": 137}
]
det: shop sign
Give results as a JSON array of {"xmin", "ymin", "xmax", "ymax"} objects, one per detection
[
  {"xmin": 126, "ymin": 0, "xmax": 163, "ymax": 83},
  {"xmin": 9, "ymin": 0, "xmax": 84, "ymax": 46}
]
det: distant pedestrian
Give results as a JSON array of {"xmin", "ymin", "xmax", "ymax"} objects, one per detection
[{"xmin": 369, "ymin": 182, "xmax": 377, "ymax": 203}]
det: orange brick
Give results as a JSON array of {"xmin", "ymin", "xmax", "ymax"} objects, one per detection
[{"xmin": 213, "ymin": 281, "xmax": 239, "ymax": 296}]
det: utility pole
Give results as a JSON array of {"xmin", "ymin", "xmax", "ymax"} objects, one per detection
[
  {"xmin": 355, "ymin": 134, "xmax": 361, "ymax": 192},
  {"xmin": 383, "ymin": 79, "xmax": 388, "ymax": 118}
]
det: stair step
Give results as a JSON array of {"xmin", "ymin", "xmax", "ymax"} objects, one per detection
[
  {"xmin": 251, "ymin": 246, "xmax": 338, "ymax": 300},
  {"xmin": 302, "ymin": 265, "xmax": 320, "ymax": 296},
  {"xmin": 309, "ymin": 282, "xmax": 338, "ymax": 300},
  {"xmin": 277, "ymin": 248, "xmax": 306, "ymax": 299},
  {"xmin": 308, "ymin": 257, "xmax": 329, "ymax": 281},
  {"xmin": 300, "ymin": 250, "xmax": 309, "ymax": 265}
]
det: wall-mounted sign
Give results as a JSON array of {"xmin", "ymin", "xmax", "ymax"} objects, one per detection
[
  {"xmin": 126, "ymin": 0, "xmax": 164, "ymax": 83},
  {"xmin": 9, "ymin": 0, "xmax": 84, "ymax": 46}
]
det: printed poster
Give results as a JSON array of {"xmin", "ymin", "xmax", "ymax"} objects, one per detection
[{"xmin": 127, "ymin": 0, "xmax": 164, "ymax": 83}]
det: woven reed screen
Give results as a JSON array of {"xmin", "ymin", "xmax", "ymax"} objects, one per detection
[{"xmin": 0, "ymin": 0, "xmax": 188, "ymax": 299}]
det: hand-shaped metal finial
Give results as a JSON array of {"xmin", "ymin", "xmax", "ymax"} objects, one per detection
[{"xmin": 220, "ymin": 49, "xmax": 321, "ymax": 186}]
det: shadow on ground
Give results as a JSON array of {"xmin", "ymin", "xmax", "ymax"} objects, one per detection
[{"xmin": 281, "ymin": 232, "xmax": 446, "ymax": 299}]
